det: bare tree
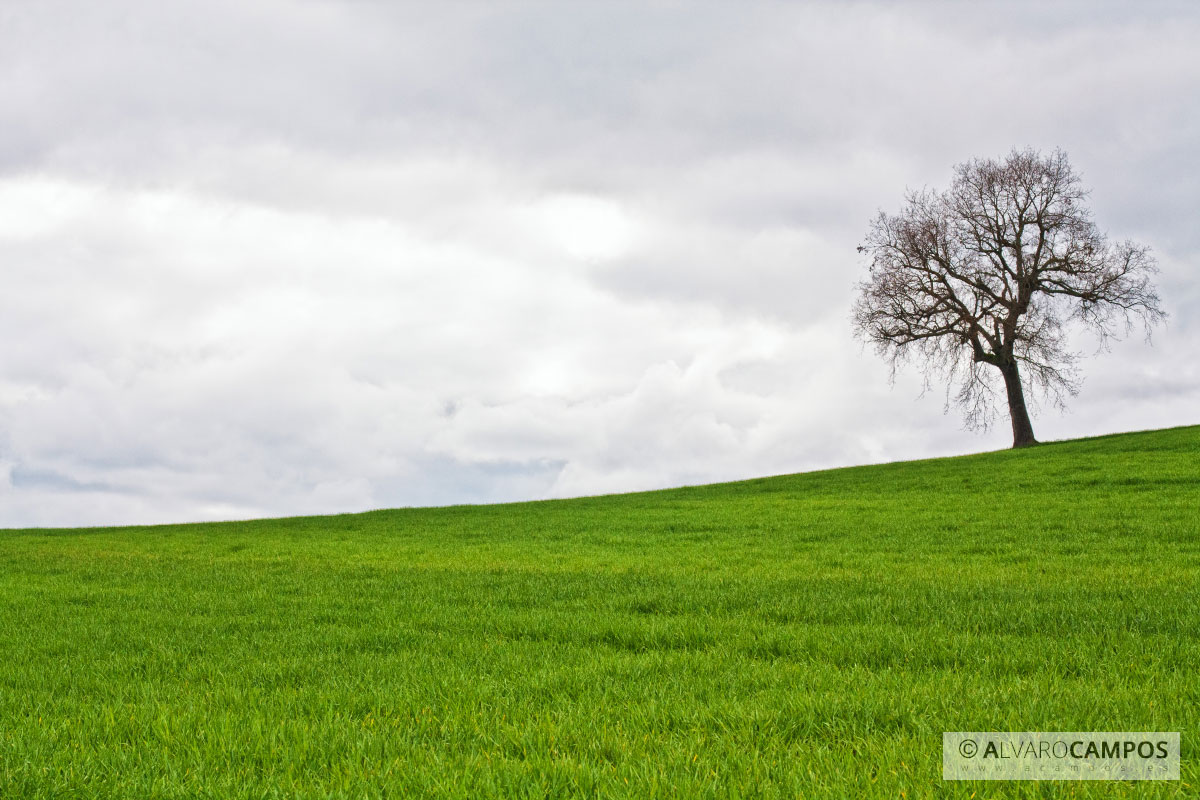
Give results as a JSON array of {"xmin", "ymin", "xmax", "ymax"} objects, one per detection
[{"xmin": 853, "ymin": 148, "xmax": 1164, "ymax": 448}]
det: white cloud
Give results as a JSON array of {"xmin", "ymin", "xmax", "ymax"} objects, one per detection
[
  {"xmin": 533, "ymin": 194, "xmax": 640, "ymax": 263},
  {"xmin": 0, "ymin": 1, "xmax": 1197, "ymax": 526}
]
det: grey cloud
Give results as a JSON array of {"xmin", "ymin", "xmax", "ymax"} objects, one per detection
[
  {"xmin": 0, "ymin": 1, "xmax": 1196, "ymax": 527},
  {"xmin": 9, "ymin": 466, "xmax": 121, "ymax": 493}
]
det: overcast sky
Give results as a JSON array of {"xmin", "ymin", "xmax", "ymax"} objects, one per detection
[{"xmin": 1, "ymin": 1, "xmax": 1197, "ymax": 527}]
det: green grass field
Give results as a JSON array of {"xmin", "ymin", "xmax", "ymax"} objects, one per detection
[{"xmin": 2, "ymin": 425, "xmax": 1197, "ymax": 798}]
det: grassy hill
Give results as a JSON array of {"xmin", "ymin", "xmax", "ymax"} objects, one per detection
[{"xmin": 2, "ymin": 425, "xmax": 1197, "ymax": 798}]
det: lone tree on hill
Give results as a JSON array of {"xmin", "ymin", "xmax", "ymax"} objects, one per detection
[{"xmin": 853, "ymin": 148, "xmax": 1164, "ymax": 448}]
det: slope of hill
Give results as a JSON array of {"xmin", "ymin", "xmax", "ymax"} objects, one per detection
[{"xmin": 2, "ymin": 425, "xmax": 1197, "ymax": 798}]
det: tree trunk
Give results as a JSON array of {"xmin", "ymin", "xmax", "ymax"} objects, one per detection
[{"xmin": 999, "ymin": 360, "xmax": 1037, "ymax": 448}]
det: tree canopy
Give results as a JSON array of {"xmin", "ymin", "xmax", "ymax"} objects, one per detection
[{"xmin": 853, "ymin": 148, "xmax": 1164, "ymax": 447}]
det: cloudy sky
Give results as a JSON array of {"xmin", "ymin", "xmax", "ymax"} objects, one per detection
[{"xmin": 1, "ymin": 1, "xmax": 1197, "ymax": 527}]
